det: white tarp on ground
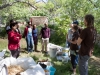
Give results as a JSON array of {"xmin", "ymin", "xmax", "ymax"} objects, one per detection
[{"xmin": 0, "ymin": 57, "xmax": 45, "ymax": 75}]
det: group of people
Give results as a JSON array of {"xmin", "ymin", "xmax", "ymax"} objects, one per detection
[
  {"xmin": 66, "ymin": 14, "xmax": 97, "ymax": 75},
  {"xmin": 23, "ymin": 21, "xmax": 50, "ymax": 53},
  {"xmin": 6, "ymin": 20, "xmax": 50, "ymax": 59},
  {"xmin": 6, "ymin": 14, "xmax": 97, "ymax": 75}
]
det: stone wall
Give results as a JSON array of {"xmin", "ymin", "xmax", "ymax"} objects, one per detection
[{"xmin": 30, "ymin": 16, "xmax": 48, "ymax": 25}]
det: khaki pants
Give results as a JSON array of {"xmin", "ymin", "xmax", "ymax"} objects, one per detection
[{"xmin": 41, "ymin": 38, "xmax": 49, "ymax": 52}]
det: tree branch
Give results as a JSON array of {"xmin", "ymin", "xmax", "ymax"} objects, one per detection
[
  {"xmin": 88, "ymin": 0, "xmax": 97, "ymax": 8},
  {"xmin": 0, "ymin": 0, "xmax": 37, "ymax": 10}
]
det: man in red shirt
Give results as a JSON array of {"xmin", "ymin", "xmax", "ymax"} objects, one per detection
[{"xmin": 40, "ymin": 23, "xmax": 50, "ymax": 53}]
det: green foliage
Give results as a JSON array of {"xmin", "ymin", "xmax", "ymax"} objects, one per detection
[
  {"xmin": 32, "ymin": 10, "xmax": 46, "ymax": 16},
  {"xmin": 49, "ymin": 25, "xmax": 66, "ymax": 46},
  {"xmin": 0, "ymin": 27, "xmax": 7, "ymax": 38},
  {"xmin": 93, "ymin": 44, "xmax": 100, "ymax": 56}
]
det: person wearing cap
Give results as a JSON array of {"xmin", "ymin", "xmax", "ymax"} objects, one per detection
[
  {"xmin": 68, "ymin": 26, "xmax": 79, "ymax": 75},
  {"xmin": 40, "ymin": 23, "xmax": 50, "ymax": 53},
  {"xmin": 77, "ymin": 14, "xmax": 97, "ymax": 75},
  {"xmin": 72, "ymin": 20, "xmax": 82, "ymax": 35}
]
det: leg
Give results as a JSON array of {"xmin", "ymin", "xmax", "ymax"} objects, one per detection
[
  {"xmin": 44, "ymin": 38, "xmax": 49, "ymax": 52},
  {"xmin": 30, "ymin": 36, "xmax": 33, "ymax": 52},
  {"xmin": 34, "ymin": 44, "xmax": 37, "ymax": 51},
  {"xmin": 71, "ymin": 54, "xmax": 77, "ymax": 74},
  {"xmin": 10, "ymin": 49, "xmax": 19, "ymax": 58},
  {"xmin": 34, "ymin": 36, "xmax": 38, "ymax": 51},
  {"xmin": 41, "ymin": 38, "xmax": 44, "ymax": 52},
  {"xmin": 79, "ymin": 55, "xmax": 90, "ymax": 75},
  {"xmin": 26, "ymin": 35, "xmax": 31, "ymax": 52},
  {"xmin": 16, "ymin": 48, "xmax": 20, "ymax": 58},
  {"xmin": 26, "ymin": 38, "xmax": 28, "ymax": 51}
]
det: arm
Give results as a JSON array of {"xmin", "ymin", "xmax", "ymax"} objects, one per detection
[
  {"xmin": 40, "ymin": 28, "xmax": 42, "ymax": 38},
  {"xmin": 77, "ymin": 37, "xmax": 82, "ymax": 45},
  {"xmin": 23, "ymin": 27, "xmax": 27, "ymax": 38},
  {"xmin": 68, "ymin": 39, "xmax": 77, "ymax": 44},
  {"xmin": 66, "ymin": 33, "xmax": 68, "ymax": 40},
  {"xmin": 48, "ymin": 28, "xmax": 50, "ymax": 38},
  {"xmin": 77, "ymin": 29, "xmax": 86, "ymax": 45},
  {"xmin": 8, "ymin": 32, "xmax": 20, "ymax": 43}
]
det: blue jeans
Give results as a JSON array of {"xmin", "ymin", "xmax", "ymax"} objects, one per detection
[
  {"xmin": 26, "ymin": 34, "xmax": 34, "ymax": 52},
  {"xmin": 79, "ymin": 55, "xmax": 90, "ymax": 75},
  {"xmin": 71, "ymin": 54, "xmax": 79, "ymax": 69}
]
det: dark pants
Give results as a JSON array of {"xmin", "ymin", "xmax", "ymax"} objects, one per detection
[
  {"xmin": 33, "ymin": 36, "xmax": 38, "ymax": 51},
  {"xmin": 71, "ymin": 54, "xmax": 79, "ymax": 69},
  {"xmin": 10, "ymin": 49, "xmax": 20, "ymax": 58}
]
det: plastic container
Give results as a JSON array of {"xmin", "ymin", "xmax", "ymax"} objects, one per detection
[
  {"xmin": 46, "ymin": 66, "xmax": 56, "ymax": 75},
  {"xmin": 49, "ymin": 47, "xmax": 57, "ymax": 58}
]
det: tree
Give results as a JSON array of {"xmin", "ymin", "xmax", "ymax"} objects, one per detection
[{"xmin": 0, "ymin": 0, "xmax": 37, "ymax": 10}]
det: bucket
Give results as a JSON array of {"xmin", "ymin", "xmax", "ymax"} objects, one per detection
[
  {"xmin": 46, "ymin": 66, "xmax": 56, "ymax": 75},
  {"xmin": 49, "ymin": 47, "xmax": 57, "ymax": 58}
]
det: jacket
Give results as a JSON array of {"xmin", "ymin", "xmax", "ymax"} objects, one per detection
[{"xmin": 8, "ymin": 30, "xmax": 21, "ymax": 50}]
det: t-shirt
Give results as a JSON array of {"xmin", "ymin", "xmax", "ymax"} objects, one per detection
[
  {"xmin": 27, "ymin": 27, "xmax": 32, "ymax": 36},
  {"xmin": 33, "ymin": 28, "xmax": 38, "ymax": 37},
  {"xmin": 79, "ymin": 27, "xmax": 97, "ymax": 56},
  {"xmin": 70, "ymin": 31, "xmax": 79, "ymax": 50},
  {"xmin": 28, "ymin": 28, "xmax": 32, "ymax": 33},
  {"xmin": 41, "ymin": 27, "xmax": 50, "ymax": 38}
]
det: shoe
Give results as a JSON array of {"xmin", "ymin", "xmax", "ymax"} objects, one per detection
[{"xmin": 35, "ymin": 50, "xmax": 40, "ymax": 52}]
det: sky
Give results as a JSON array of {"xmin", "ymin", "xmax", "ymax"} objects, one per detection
[{"xmin": 36, "ymin": 0, "xmax": 48, "ymax": 2}]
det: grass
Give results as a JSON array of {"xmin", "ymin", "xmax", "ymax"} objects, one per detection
[{"xmin": 0, "ymin": 38, "xmax": 100, "ymax": 75}]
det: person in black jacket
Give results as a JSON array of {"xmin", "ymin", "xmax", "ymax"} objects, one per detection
[{"xmin": 68, "ymin": 25, "xmax": 79, "ymax": 75}]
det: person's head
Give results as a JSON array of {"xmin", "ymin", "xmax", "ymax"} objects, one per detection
[
  {"xmin": 72, "ymin": 25, "xmax": 78, "ymax": 32},
  {"xmin": 10, "ymin": 19, "xmax": 16, "ymax": 24},
  {"xmin": 72, "ymin": 20, "xmax": 79, "ymax": 26},
  {"xmin": 10, "ymin": 22, "xmax": 18, "ymax": 30},
  {"xmin": 33, "ymin": 24, "xmax": 36, "ymax": 29},
  {"xmin": 44, "ymin": 23, "xmax": 48, "ymax": 28},
  {"xmin": 16, "ymin": 22, "xmax": 20, "ymax": 29},
  {"xmin": 27, "ymin": 21, "xmax": 32, "ymax": 26},
  {"xmin": 84, "ymin": 14, "xmax": 94, "ymax": 27}
]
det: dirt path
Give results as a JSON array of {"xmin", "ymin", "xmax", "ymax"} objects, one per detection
[{"xmin": 89, "ymin": 56, "xmax": 100, "ymax": 68}]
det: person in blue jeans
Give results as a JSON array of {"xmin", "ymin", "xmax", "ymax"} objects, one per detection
[
  {"xmin": 68, "ymin": 25, "xmax": 79, "ymax": 75},
  {"xmin": 24, "ymin": 21, "xmax": 34, "ymax": 52}
]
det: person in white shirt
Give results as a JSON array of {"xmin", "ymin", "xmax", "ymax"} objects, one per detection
[{"xmin": 66, "ymin": 24, "xmax": 73, "ymax": 48}]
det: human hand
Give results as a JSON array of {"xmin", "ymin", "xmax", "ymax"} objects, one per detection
[{"xmin": 16, "ymin": 37, "xmax": 19, "ymax": 38}]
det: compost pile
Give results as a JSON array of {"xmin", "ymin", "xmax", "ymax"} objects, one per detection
[{"xmin": 7, "ymin": 65, "xmax": 25, "ymax": 75}]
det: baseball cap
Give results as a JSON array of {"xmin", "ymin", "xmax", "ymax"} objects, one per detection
[{"xmin": 72, "ymin": 20, "xmax": 79, "ymax": 25}]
